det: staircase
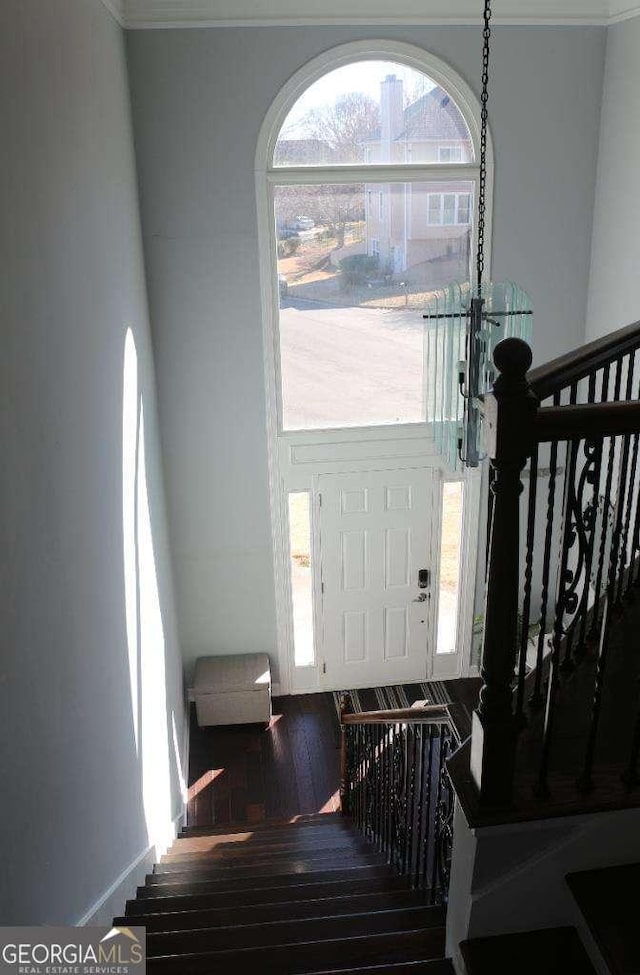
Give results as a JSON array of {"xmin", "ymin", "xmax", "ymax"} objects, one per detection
[
  {"xmin": 460, "ymin": 861, "xmax": 640, "ymax": 973},
  {"xmin": 114, "ymin": 323, "xmax": 640, "ymax": 973},
  {"xmin": 117, "ymin": 813, "xmax": 454, "ymax": 974},
  {"xmin": 444, "ymin": 322, "xmax": 640, "ymax": 973}
]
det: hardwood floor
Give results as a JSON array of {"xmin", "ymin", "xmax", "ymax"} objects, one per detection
[
  {"xmin": 187, "ymin": 693, "xmax": 341, "ymax": 827},
  {"xmin": 186, "ymin": 680, "xmax": 481, "ymax": 828}
]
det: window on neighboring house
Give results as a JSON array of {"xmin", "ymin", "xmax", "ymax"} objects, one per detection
[
  {"xmin": 457, "ymin": 192, "xmax": 471, "ymax": 224},
  {"xmin": 428, "ymin": 194, "xmax": 442, "ymax": 224},
  {"xmin": 443, "ymin": 193, "xmax": 456, "ymax": 225},
  {"xmin": 427, "ymin": 192, "xmax": 472, "ymax": 226},
  {"xmin": 371, "ymin": 237, "xmax": 380, "ymax": 257},
  {"xmin": 438, "ymin": 145, "xmax": 463, "ymax": 163}
]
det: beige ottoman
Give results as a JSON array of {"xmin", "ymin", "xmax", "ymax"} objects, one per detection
[{"xmin": 193, "ymin": 653, "xmax": 271, "ymax": 727}]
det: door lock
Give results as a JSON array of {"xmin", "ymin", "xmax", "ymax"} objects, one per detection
[{"xmin": 418, "ymin": 568, "xmax": 431, "ymax": 589}]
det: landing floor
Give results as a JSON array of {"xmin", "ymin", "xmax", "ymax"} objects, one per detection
[
  {"xmin": 187, "ymin": 693, "xmax": 340, "ymax": 828},
  {"xmin": 187, "ymin": 680, "xmax": 480, "ymax": 828}
]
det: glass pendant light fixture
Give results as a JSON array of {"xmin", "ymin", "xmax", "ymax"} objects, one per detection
[{"xmin": 423, "ymin": 0, "xmax": 533, "ymax": 470}]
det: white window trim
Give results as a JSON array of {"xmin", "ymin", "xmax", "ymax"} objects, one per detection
[{"xmin": 255, "ymin": 39, "xmax": 493, "ymax": 694}]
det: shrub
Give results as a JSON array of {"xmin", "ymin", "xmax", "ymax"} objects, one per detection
[{"xmin": 338, "ymin": 254, "xmax": 379, "ymax": 290}]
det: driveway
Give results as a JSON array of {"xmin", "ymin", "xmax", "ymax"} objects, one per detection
[{"xmin": 279, "ymin": 303, "xmax": 426, "ymax": 429}]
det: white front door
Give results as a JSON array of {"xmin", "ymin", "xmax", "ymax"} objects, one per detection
[{"xmin": 316, "ymin": 467, "xmax": 435, "ymax": 690}]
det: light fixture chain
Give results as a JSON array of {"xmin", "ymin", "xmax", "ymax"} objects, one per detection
[{"xmin": 476, "ymin": 0, "xmax": 492, "ymax": 297}]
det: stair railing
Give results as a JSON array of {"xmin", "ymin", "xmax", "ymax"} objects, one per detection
[
  {"xmin": 470, "ymin": 321, "xmax": 640, "ymax": 810},
  {"xmin": 339, "ymin": 698, "xmax": 461, "ymax": 904}
]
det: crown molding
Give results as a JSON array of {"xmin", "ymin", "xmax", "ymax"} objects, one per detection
[
  {"xmin": 120, "ymin": 0, "xmax": 640, "ymax": 28},
  {"xmin": 607, "ymin": 2, "xmax": 640, "ymax": 22},
  {"xmin": 100, "ymin": 0, "xmax": 126, "ymax": 25}
]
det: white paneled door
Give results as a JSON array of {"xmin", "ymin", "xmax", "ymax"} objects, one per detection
[{"xmin": 316, "ymin": 468, "xmax": 435, "ymax": 690}]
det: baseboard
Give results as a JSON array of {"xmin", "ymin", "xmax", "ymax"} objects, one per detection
[{"xmin": 77, "ymin": 807, "xmax": 186, "ymax": 926}]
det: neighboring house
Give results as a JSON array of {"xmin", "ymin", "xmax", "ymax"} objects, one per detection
[{"xmin": 365, "ymin": 76, "xmax": 473, "ymax": 274}]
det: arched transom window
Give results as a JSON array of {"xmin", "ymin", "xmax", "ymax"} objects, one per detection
[{"xmin": 263, "ymin": 46, "xmax": 485, "ymax": 432}]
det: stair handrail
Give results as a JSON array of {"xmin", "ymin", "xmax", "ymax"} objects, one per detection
[
  {"xmin": 528, "ymin": 319, "xmax": 640, "ymax": 401},
  {"xmin": 341, "ymin": 704, "xmax": 452, "ymax": 725}
]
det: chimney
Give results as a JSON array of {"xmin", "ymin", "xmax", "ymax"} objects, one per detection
[{"xmin": 380, "ymin": 74, "xmax": 404, "ymax": 160}]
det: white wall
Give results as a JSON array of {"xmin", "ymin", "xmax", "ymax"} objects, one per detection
[
  {"xmin": 126, "ymin": 25, "xmax": 605, "ymax": 682},
  {"xmin": 447, "ymin": 802, "xmax": 640, "ymax": 973},
  {"xmin": 0, "ymin": 0, "xmax": 186, "ymax": 924},
  {"xmin": 586, "ymin": 16, "xmax": 640, "ymax": 341}
]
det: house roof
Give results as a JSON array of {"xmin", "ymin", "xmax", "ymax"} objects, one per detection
[{"xmin": 400, "ymin": 85, "xmax": 471, "ymax": 142}]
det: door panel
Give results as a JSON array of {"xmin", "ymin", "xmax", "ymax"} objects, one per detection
[{"xmin": 317, "ymin": 468, "xmax": 434, "ymax": 690}]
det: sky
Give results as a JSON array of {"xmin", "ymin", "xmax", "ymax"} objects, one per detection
[{"xmin": 281, "ymin": 60, "xmax": 436, "ymax": 137}]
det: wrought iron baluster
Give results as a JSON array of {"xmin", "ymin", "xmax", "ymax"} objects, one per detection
[
  {"xmin": 559, "ymin": 382, "xmax": 579, "ymax": 674},
  {"xmin": 373, "ymin": 724, "xmax": 383, "ymax": 850},
  {"xmin": 530, "ymin": 391, "xmax": 561, "ymax": 710},
  {"xmin": 434, "ymin": 726, "xmax": 457, "ymax": 903},
  {"xmin": 573, "ymin": 366, "xmax": 601, "ymax": 665},
  {"xmin": 517, "ymin": 447, "xmax": 538, "ymax": 723},
  {"xmin": 574, "ymin": 439, "xmax": 604, "ymax": 662},
  {"xmin": 615, "ymin": 352, "xmax": 639, "ymax": 605},
  {"xmin": 406, "ymin": 725, "xmax": 418, "ymax": 877},
  {"xmin": 578, "ymin": 434, "xmax": 628, "ymax": 793},
  {"xmin": 537, "ymin": 433, "xmax": 573, "ymax": 797},
  {"xmin": 381, "ymin": 723, "xmax": 390, "ymax": 861},
  {"xmin": 626, "ymin": 439, "xmax": 640, "ymax": 593},
  {"xmin": 360, "ymin": 724, "xmax": 367, "ymax": 830},
  {"xmin": 422, "ymin": 727, "xmax": 435, "ymax": 899},
  {"xmin": 430, "ymin": 729, "xmax": 446, "ymax": 896},
  {"xmin": 391, "ymin": 724, "xmax": 400, "ymax": 869},
  {"xmin": 413, "ymin": 725, "xmax": 425, "ymax": 890},
  {"xmin": 589, "ymin": 362, "xmax": 620, "ymax": 640},
  {"xmin": 356, "ymin": 724, "xmax": 363, "ymax": 830},
  {"xmin": 486, "ymin": 464, "xmax": 496, "ymax": 570}
]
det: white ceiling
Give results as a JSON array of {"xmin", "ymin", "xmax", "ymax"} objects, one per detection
[{"xmin": 104, "ymin": 0, "xmax": 640, "ymax": 28}]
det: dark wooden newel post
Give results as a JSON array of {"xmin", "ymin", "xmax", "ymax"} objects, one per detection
[{"xmin": 471, "ymin": 338, "xmax": 538, "ymax": 807}]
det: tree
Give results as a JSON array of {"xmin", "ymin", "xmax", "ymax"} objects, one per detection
[{"xmin": 304, "ymin": 92, "xmax": 379, "ymax": 164}]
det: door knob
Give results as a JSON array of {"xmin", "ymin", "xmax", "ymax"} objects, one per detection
[{"xmin": 413, "ymin": 592, "xmax": 428, "ymax": 602}]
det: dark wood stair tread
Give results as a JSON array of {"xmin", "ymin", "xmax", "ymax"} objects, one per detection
[
  {"xmin": 179, "ymin": 813, "xmax": 345, "ymax": 837},
  {"xmin": 146, "ymin": 906, "xmax": 444, "ymax": 956},
  {"xmin": 126, "ymin": 873, "xmax": 411, "ymax": 915},
  {"xmin": 566, "ymin": 862, "xmax": 640, "ymax": 974},
  {"xmin": 154, "ymin": 846, "xmax": 380, "ymax": 875},
  {"xmin": 166, "ymin": 831, "xmax": 366, "ymax": 860},
  {"xmin": 146, "ymin": 926, "xmax": 446, "ymax": 974},
  {"xmin": 118, "ymin": 889, "xmax": 427, "ymax": 931},
  {"xmin": 312, "ymin": 963, "xmax": 454, "ymax": 974},
  {"xmin": 460, "ymin": 926, "xmax": 596, "ymax": 974},
  {"xmin": 152, "ymin": 854, "xmax": 381, "ymax": 879},
  {"xmin": 141, "ymin": 863, "xmax": 394, "ymax": 894}
]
